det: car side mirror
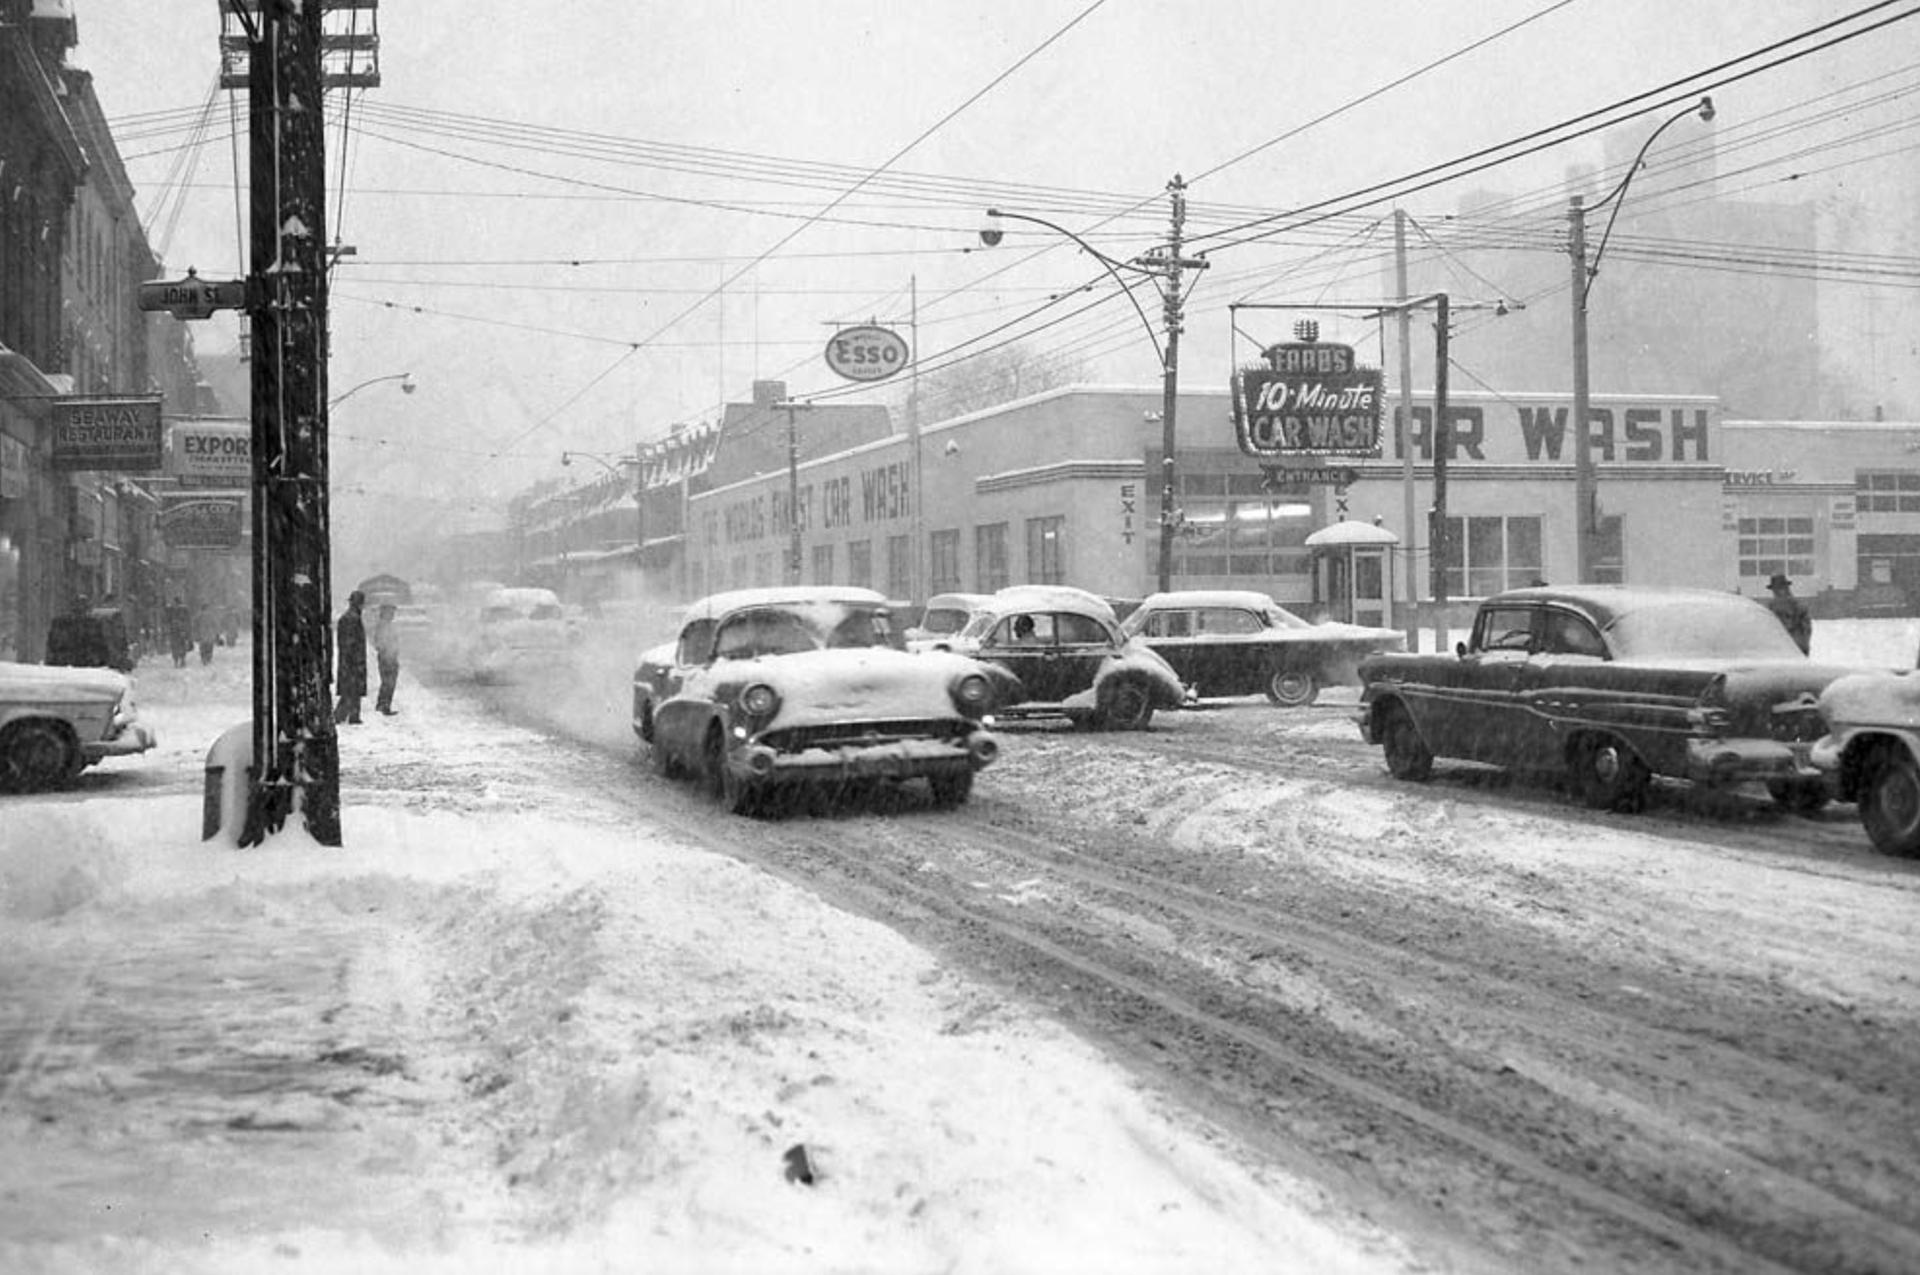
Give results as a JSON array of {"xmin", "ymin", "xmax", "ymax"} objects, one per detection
[{"xmin": 1454, "ymin": 640, "xmax": 1469, "ymax": 657}]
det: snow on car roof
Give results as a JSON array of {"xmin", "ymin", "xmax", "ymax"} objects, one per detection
[
  {"xmin": 1133, "ymin": 589, "xmax": 1280, "ymax": 613},
  {"xmin": 985, "ymin": 585, "xmax": 1116, "ymax": 618},
  {"xmin": 682, "ymin": 585, "xmax": 889, "ymax": 622},
  {"xmin": 483, "ymin": 586, "xmax": 562, "ymax": 609}
]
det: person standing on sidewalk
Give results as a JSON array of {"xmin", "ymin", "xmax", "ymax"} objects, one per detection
[
  {"xmin": 334, "ymin": 590, "xmax": 368, "ymax": 724},
  {"xmin": 372, "ymin": 601, "xmax": 402, "ymax": 716},
  {"xmin": 1765, "ymin": 574, "xmax": 1813, "ymax": 655}
]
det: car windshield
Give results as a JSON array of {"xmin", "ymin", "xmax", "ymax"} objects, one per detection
[
  {"xmin": 711, "ymin": 601, "xmax": 891, "ymax": 660},
  {"xmin": 1264, "ymin": 604, "xmax": 1313, "ymax": 631},
  {"xmin": 920, "ymin": 607, "xmax": 972, "ymax": 635},
  {"xmin": 1608, "ymin": 598, "xmax": 1806, "ymax": 661}
]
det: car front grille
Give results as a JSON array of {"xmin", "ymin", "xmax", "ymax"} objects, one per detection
[
  {"xmin": 764, "ymin": 719, "xmax": 969, "ymax": 752},
  {"xmin": 1769, "ymin": 700, "xmax": 1825, "ymax": 744}
]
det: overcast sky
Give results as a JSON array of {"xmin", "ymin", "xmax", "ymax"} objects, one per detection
[{"xmin": 63, "ymin": 1, "xmax": 1916, "ymax": 568}]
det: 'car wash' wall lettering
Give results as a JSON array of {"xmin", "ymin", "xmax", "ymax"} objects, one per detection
[
  {"xmin": 822, "ymin": 476, "xmax": 853, "ymax": 529},
  {"xmin": 1508, "ymin": 404, "xmax": 1713, "ymax": 464},
  {"xmin": 860, "ymin": 461, "xmax": 910, "ymax": 522}
]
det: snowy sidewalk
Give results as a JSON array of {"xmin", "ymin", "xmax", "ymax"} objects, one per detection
[{"xmin": 1, "ymin": 650, "xmax": 1418, "ymax": 1274}]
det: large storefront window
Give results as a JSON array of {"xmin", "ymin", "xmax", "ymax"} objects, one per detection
[
  {"xmin": 1857, "ymin": 470, "xmax": 1920, "ymax": 513},
  {"xmin": 1440, "ymin": 515, "xmax": 1543, "ymax": 597},
  {"xmin": 1025, "ymin": 516, "xmax": 1064, "ymax": 585},
  {"xmin": 1737, "ymin": 516, "xmax": 1813, "ymax": 581},
  {"xmin": 929, "ymin": 529, "xmax": 960, "ymax": 593},
  {"xmin": 976, "ymin": 523, "xmax": 1008, "ymax": 592},
  {"xmin": 1170, "ymin": 471, "xmax": 1315, "ymax": 586}
]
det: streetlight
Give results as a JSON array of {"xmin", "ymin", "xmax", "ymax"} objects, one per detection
[
  {"xmin": 329, "ymin": 371, "xmax": 414, "ymax": 410},
  {"xmin": 980, "ymin": 176, "xmax": 1208, "ymax": 593},
  {"xmin": 1570, "ymin": 95, "xmax": 1715, "ymax": 582}
]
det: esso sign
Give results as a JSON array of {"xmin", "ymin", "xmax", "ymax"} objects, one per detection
[{"xmin": 824, "ymin": 325, "xmax": 909, "ymax": 382}]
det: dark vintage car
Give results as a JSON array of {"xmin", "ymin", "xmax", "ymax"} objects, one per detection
[
  {"xmin": 632, "ymin": 586, "xmax": 1000, "ymax": 814},
  {"xmin": 1119, "ymin": 589, "xmax": 1406, "ymax": 706},
  {"xmin": 1810, "ymin": 671, "xmax": 1920, "ymax": 856},
  {"xmin": 45, "ymin": 606, "xmax": 137, "ymax": 673},
  {"xmin": 953, "ymin": 589, "xmax": 1187, "ymax": 729},
  {"xmin": 1355, "ymin": 584, "xmax": 1855, "ymax": 812}
]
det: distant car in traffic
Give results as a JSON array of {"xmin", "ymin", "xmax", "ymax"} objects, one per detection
[
  {"xmin": 0, "ymin": 661, "xmax": 155, "ymax": 792},
  {"xmin": 467, "ymin": 586, "xmax": 574, "ymax": 680},
  {"xmin": 1811, "ymin": 670, "xmax": 1920, "ymax": 856},
  {"xmin": 1356, "ymin": 584, "xmax": 1852, "ymax": 812},
  {"xmin": 902, "ymin": 592, "xmax": 990, "ymax": 653},
  {"xmin": 957, "ymin": 589, "xmax": 1186, "ymax": 729},
  {"xmin": 1119, "ymin": 589, "xmax": 1405, "ymax": 706},
  {"xmin": 632, "ymin": 586, "xmax": 1000, "ymax": 814}
]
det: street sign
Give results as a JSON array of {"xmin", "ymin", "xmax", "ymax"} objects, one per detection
[
  {"xmin": 1260, "ymin": 463, "xmax": 1360, "ymax": 490},
  {"xmin": 824, "ymin": 324, "xmax": 909, "ymax": 382},
  {"xmin": 138, "ymin": 270, "xmax": 249, "ymax": 321}
]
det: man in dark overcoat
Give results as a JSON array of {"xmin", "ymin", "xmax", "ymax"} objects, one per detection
[{"xmin": 334, "ymin": 590, "xmax": 368, "ymax": 724}]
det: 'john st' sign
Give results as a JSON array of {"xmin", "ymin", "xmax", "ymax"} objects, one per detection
[
  {"xmin": 51, "ymin": 397, "xmax": 164, "ymax": 472},
  {"xmin": 1232, "ymin": 343, "xmax": 1383, "ymax": 459}
]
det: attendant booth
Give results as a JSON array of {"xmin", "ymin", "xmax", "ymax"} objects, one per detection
[{"xmin": 1305, "ymin": 521, "xmax": 1398, "ymax": 629}]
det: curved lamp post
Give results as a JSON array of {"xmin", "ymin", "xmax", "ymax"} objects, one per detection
[
  {"xmin": 980, "ymin": 178, "xmax": 1208, "ymax": 593},
  {"xmin": 329, "ymin": 371, "xmax": 415, "ymax": 410},
  {"xmin": 1570, "ymin": 96, "xmax": 1715, "ymax": 581}
]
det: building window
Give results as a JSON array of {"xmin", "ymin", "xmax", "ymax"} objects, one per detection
[
  {"xmin": 1856, "ymin": 470, "xmax": 1920, "ymax": 513},
  {"xmin": 929, "ymin": 529, "xmax": 961, "ymax": 593},
  {"xmin": 1737, "ymin": 516, "xmax": 1814, "ymax": 581},
  {"xmin": 1172, "ymin": 498, "xmax": 1314, "ymax": 584},
  {"xmin": 1440, "ymin": 515, "xmax": 1543, "ymax": 597},
  {"xmin": 1025, "ymin": 516, "xmax": 1065, "ymax": 585},
  {"xmin": 886, "ymin": 533, "xmax": 912, "ymax": 599},
  {"xmin": 848, "ymin": 540, "xmax": 873, "ymax": 589},
  {"xmin": 811, "ymin": 543, "xmax": 835, "ymax": 585},
  {"xmin": 975, "ymin": 522, "xmax": 1009, "ymax": 592}
]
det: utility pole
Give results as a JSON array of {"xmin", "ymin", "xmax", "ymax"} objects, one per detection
[
  {"xmin": 777, "ymin": 400, "xmax": 813, "ymax": 583},
  {"xmin": 1569, "ymin": 195, "xmax": 1596, "ymax": 584},
  {"xmin": 1429, "ymin": 294, "xmax": 1451, "ymax": 652},
  {"xmin": 240, "ymin": 0, "xmax": 337, "ymax": 846},
  {"xmin": 1393, "ymin": 210, "xmax": 1419, "ymax": 649},
  {"xmin": 1153, "ymin": 175, "xmax": 1208, "ymax": 595}
]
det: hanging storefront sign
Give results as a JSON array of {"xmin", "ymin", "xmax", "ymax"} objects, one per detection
[
  {"xmin": 50, "ymin": 396, "xmax": 164, "ymax": 471},
  {"xmin": 169, "ymin": 418, "xmax": 251, "ymax": 486},
  {"xmin": 0, "ymin": 431, "xmax": 26, "ymax": 499},
  {"xmin": 824, "ymin": 325, "xmax": 909, "ymax": 383},
  {"xmin": 1232, "ymin": 342, "xmax": 1383, "ymax": 460},
  {"xmin": 160, "ymin": 492, "xmax": 245, "ymax": 549}
]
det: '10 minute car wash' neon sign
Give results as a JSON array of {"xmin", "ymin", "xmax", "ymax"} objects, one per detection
[{"xmin": 1232, "ymin": 341, "xmax": 1384, "ymax": 459}]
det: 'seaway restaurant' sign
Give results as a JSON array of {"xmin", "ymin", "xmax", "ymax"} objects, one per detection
[
  {"xmin": 50, "ymin": 396, "xmax": 164, "ymax": 471},
  {"xmin": 1231, "ymin": 341, "xmax": 1383, "ymax": 459}
]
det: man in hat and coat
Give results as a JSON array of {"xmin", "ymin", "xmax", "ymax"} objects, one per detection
[
  {"xmin": 1765, "ymin": 574, "xmax": 1812, "ymax": 655},
  {"xmin": 334, "ymin": 590, "xmax": 368, "ymax": 724}
]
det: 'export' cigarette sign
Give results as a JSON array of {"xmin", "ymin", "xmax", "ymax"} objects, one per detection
[
  {"xmin": 51, "ymin": 397, "xmax": 164, "ymax": 471},
  {"xmin": 169, "ymin": 419, "xmax": 250, "ymax": 485}
]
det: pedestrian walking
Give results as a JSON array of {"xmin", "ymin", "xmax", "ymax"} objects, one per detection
[
  {"xmin": 194, "ymin": 605, "xmax": 220, "ymax": 665},
  {"xmin": 334, "ymin": 590, "xmax": 368, "ymax": 724},
  {"xmin": 372, "ymin": 601, "xmax": 401, "ymax": 715},
  {"xmin": 164, "ymin": 596, "xmax": 191, "ymax": 668},
  {"xmin": 1766, "ymin": 574, "xmax": 1813, "ymax": 655}
]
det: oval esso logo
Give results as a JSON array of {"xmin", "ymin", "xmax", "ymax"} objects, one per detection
[{"xmin": 824, "ymin": 325, "xmax": 909, "ymax": 382}]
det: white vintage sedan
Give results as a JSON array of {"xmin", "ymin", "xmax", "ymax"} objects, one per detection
[
  {"xmin": 632, "ymin": 586, "xmax": 1000, "ymax": 815},
  {"xmin": 0, "ymin": 661, "xmax": 156, "ymax": 792}
]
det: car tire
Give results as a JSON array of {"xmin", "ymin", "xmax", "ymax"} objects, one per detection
[
  {"xmin": 703, "ymin": 725, "xmax": 756, "ymax": 815},
  {"xmin": 0, "ymin": 720, "xmax": 76, "ymax": 794},
  {"xmin": 1094, "ymin": 675, "xmax": 1155, "ymax": 730},
  {"xmin": 1571, "ymin": 734, "xmax": 1650, "ymax": 812},
  {"xmin": 650, "ymin": 737, "xmax": 683, "ymax": 780},
  {"xmin": 1765, "ymin": 778, "xmax": 1831, "ymax": 814},
  {"xmin": 928, "ymin": 770, "xmax": 973, "ymax": 808},
  {"xmin": 1380, "ymin": 704, "xmax": 1433, "ymax": 782},
  {"xmin": 1265, "ymin": 667, "xmax": 1319, "ymax": 707},
  {"xmin": 1859, "ymin": 747, "xmax": 1920, "ymax": 857}
]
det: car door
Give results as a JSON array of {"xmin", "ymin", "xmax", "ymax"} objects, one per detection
[
  {"xmin": 1417, "ymin": 602, "xmax": 1538, "ymax": 764},
  {"xmin": 1514, "ymin": 606, "xmax": 1608, "ymax": 763},
  {"xmin": 1198, "ymin": 605, "xmax": 1267, "ymax": 696},
  {"xmin": 1137, "ymin": 607, "xmax": 1202, "ymax": 687},
  {"xmin": 651, "ymin": 618, "xmax": 714, "ymax": 763}
]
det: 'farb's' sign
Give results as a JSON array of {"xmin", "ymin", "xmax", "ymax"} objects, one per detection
[{"xmin": 1232, "ymin": 342, "xmax": 1383, "ymax": 459}]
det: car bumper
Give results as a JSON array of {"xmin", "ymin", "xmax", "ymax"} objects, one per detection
[
  {"xmin": 83, "ymin": 722, "xmax": 155, "ymax": 760},
  {"xmin": 1683, "ymin": 735, "xmax": 1821, "ymax": 786},
  {"xmin": 731, "ymin": 732, "xmax": 998, "ymax": 786}
]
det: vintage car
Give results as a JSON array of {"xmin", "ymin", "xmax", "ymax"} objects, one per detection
[
  {"xmin": 632, "ymin": 586, "xmax": 1000, "ymax": 814},
  {"xmin": 1810, "ymin": 670, "xmax": 1920, "ymax": 856},
  {"xmin": 467, "ymin": 586, "xmax": 575, "ymax": 680},
  {"xmin": 1119, "ymin": 589, "xmax": 1406, "ymax": 706},
  {"xmin": 1, "ymin": 660, "xmax": 156, "ymax": 792},
  {"xmin": 954, "ymin": 590, "xmax": 1187, "ymax": 729},
  {"xmin": 902, "ymin": 592, "xmax": 990, "ymax": 653},
  {"xmin": 1355, "ymin": 584, "xmax": 1854, "ymax": 812}
]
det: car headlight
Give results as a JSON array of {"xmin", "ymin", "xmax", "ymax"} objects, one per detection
[
  {"xmin": 741, "ymin": 683, "xmax": 780, "ymax": 718},
  {"xmin": 952, "ymin": 672, "xmax": 992, "ymax": 716}
]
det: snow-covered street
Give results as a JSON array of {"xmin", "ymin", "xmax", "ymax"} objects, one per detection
[{"xmin": 1, "ymin": 648, "xmax": 1416, "ymax": 1275}]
